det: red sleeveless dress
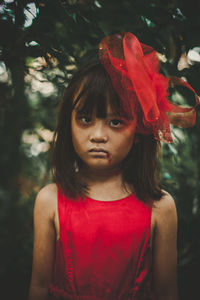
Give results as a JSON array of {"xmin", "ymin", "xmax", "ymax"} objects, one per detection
[{"xmin": 49, "ymin": 189, "xmax": 155, "ymax": 300}]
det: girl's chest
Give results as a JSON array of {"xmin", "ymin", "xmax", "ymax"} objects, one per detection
[{"xmin": 54, "ymin": 201, "xmax": 156, "ymax": 247}]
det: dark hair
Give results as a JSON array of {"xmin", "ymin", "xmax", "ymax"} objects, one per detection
[{"xmin": 51, "ymin": 60, "xmax": 163, "ymax": 202}]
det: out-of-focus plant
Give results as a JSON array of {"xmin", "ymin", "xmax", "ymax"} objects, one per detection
[{"xmin": 1, "ymin": 0, "xmax": 200, "ymax": 299}]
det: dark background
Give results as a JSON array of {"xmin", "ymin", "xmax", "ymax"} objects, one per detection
[{"xmin": 0, "ymin": 1, "xmax": 200, "ymax": 299}]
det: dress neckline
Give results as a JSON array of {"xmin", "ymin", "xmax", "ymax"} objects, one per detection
[{"xmin": 84, "ymin": 193, "xmax": 134, "ymax": 204}]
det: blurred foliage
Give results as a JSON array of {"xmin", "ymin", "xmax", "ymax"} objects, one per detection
[{"xmin": 0, "ymin": 0, "xmax": 200, "ymax": 299}]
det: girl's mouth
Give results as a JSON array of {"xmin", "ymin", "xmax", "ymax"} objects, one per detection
[
  {"xmin": 88, "ymin": 149, "xmax": 112, "ymax": 163},
  {"xmin": 89, "ymin": 148, "xmax": 108, "ymax": 153}
]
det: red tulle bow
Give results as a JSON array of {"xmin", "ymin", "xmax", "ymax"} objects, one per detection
[{"xmin": 99, "ymin": 32, "xmax": 199, "ymax": 143}]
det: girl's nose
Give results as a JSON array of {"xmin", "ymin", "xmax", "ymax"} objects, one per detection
[{"xmin": 89, "ymin": 120, "xmax": 108, "ymax": 143}]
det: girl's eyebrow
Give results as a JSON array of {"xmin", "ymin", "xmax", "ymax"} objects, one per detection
[
  {"xmin": 106, "ymin": 114, "xmax": 122, "ymax": 118},
  {"xmin": 74, "ymin": 110, "xmax": 132, "ymax": 120},
  {"xmin": 74, "ymin": 109, "xmax": 90, "ymax": 114},
  {"xmin": 107, "ymin": 113, "xmax": 133, "ymax": 120}
]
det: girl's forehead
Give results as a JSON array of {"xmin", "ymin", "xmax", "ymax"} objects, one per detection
[
  {"xmin": 104, "ymin": 104, "xmax": 122, "ymax": 116},
  {"xmin": 74, "ymin": 104, "xmax": 135, "ymax": 122},
  {"xmin": 74, "ymin": 103, "xmax": 119, "ymax": 115},
  {"xmin": 72, "ymin": 78, "xmax": 135, "ymax": 120}
]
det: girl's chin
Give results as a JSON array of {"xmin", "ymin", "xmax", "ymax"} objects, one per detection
[
  {"xmin": 85, "ymin": 159, "xmax": 113, "ymax": 167},
  {"xmin": 82, "ymin": 160, "xmax": 121, "ymax": 173}
]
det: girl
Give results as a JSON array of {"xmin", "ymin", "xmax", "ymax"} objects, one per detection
[{"xmin": 28, "ymin": 32, "xmax": 198, "ymax": 300}]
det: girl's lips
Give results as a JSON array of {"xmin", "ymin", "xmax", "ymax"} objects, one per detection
[{"xmin": 89, "ymin": 148, "xmax": 108, "ymax": 153}]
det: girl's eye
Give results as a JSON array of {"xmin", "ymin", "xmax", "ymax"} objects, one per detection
[
  {"xmin": 78, "ymin": 116, "xmax": 92, "ymax": 124},
  {"xmin": 110, "ymin": 119, "xmax": 125, "ymax": 128}
]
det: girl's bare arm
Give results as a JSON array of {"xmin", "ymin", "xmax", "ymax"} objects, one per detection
[
  {"xmin": 153, "ymin": 192, "xmax": 179, "ymax": 300},
  {"xmin": 28, "ymin": 184, "xmax": 57, "ymax": 300}
]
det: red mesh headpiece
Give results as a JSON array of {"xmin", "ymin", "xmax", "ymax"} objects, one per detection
[{"xmin": 99, "ymin": 32, "xmax": 199, "ymax": 143}]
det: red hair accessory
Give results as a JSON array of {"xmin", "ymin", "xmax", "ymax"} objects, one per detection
[{"xmin": 99, "ymin": 32, "xmax": 199, "ymax": 143}]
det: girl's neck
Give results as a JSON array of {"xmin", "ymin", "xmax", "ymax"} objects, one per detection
[
  {"xmin": 81, "ymin": 166, "xmax": 121, "ymax": 182},
  {"xmin": 80, "ymin": 167, "xmax": 133, "ymax": 201}
]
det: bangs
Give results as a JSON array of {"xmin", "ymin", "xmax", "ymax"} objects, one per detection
[{"xmin": 72, "ymin": 65, "xmax": 133, "ymax": 119}]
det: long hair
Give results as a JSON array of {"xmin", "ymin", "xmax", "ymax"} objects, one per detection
[{"xmin": 51, "ymin": 60, "xmax": 163, "ymax": 202}]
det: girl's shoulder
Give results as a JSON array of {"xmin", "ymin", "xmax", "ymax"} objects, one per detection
[
  {"xmin": 34, "ymin": 183, "xmax": 58, "ymax": 221},
  {"xmin": 36, "ymin": 183, "xmax": 58, "ymax": 203},
  {"xmin": 153, "ymin": 190, "xmax": 176, "ymax": 211},
  {"xmin": 152, "ymin": 190, "xmax": 177, "ymax": 228}
]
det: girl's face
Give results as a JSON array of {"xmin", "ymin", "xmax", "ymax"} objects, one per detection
[{"xmin": 71, "ymin": 103, "xmax": 137, "ymax": 173}]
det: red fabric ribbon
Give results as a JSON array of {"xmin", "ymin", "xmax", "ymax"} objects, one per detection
[{"xmin": 99, "ymin": 32, "xmax": 199, "ymax": 143}]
